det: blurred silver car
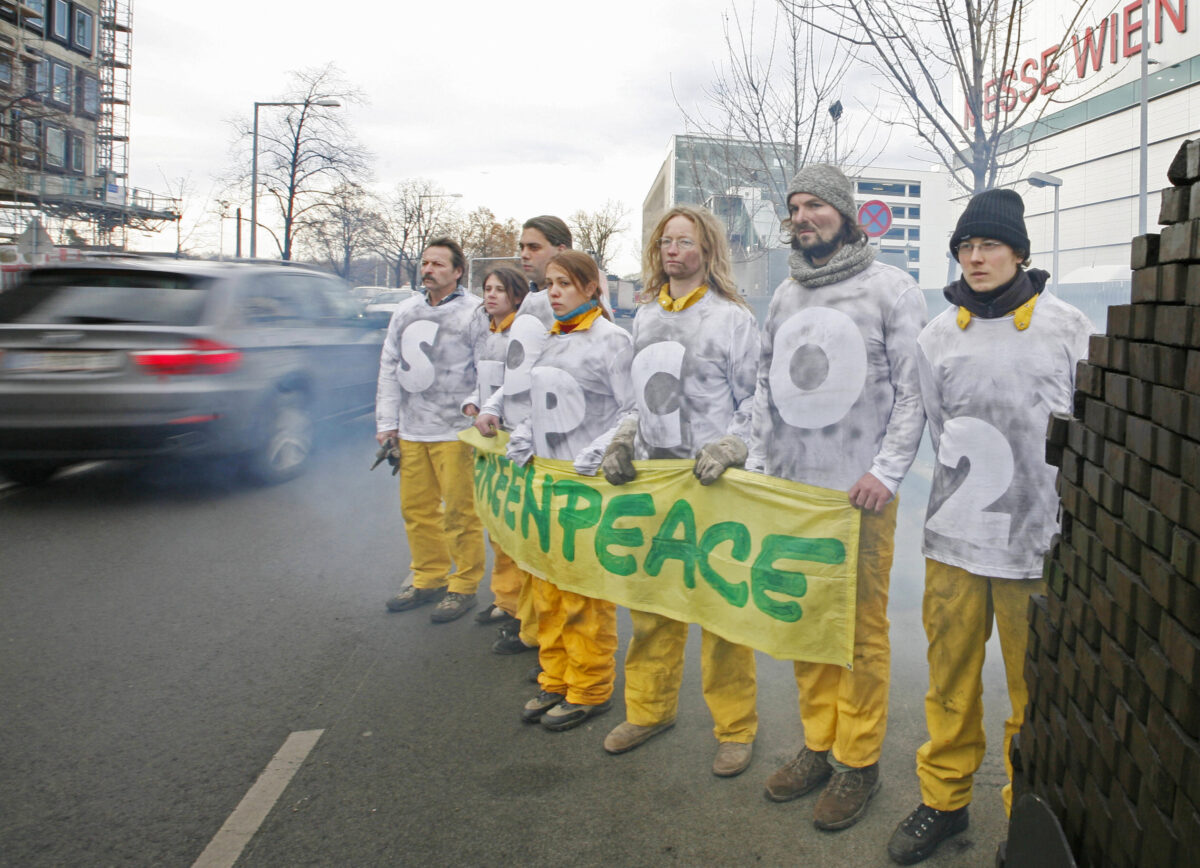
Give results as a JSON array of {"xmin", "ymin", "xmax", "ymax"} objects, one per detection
[{"xmin": 0, "ymin": 258, "xmax": 384, "ymax": 484}]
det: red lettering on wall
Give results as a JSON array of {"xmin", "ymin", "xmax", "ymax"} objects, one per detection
[
  {"xmin": 983, "ymin": 77, "xmax": 999, "ymax": 120},
  {"xmin": 1072, "ymin": 18, "xmax": 1109, "ymax": 77},
  {"xmin": 1019, "ymin": 57, "xmax": 1041, "ymax": 103},
  {"xmin": 1157, "ymin": 0, "xmax": 1187, "ymax": 42},
  {"xmin": 1123, "ymin": 0, "xmax": 1144, "ymax": 57},
  {"xmin": 1041, "ymin": 45, "xmax": 1061, "ymax": 95}
]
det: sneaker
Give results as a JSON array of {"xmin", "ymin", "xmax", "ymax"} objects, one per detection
[
  {"xmin": 430, "ymin": 592, "xmax": 476, "ymax": 623},
  {"xmin": 492, "ymin": 628, "xmax": 537, "ymax": 655},
  {"xmin": 813, "ymin": 763, "xmax": 881, "ymax": 831},
  {"xmin": 521, "ymin": 690, "xmax": 565, "ymax": 723},
  {"xmin": 474, "ymin": 602, "xmax": 516, "ymax": 625},
  {"xmin": 541, "ymin": 698, "xmax": 612, "ymax": 732},
  {"xmin": 712, "ymin": 741, "xmax": 754, "ymax": 777},
  {"xmin": 603, "ymin": 720, "xmax": 675, "ymax": 755},
  {"xmin": 764, "ymin": 747, "xmax": 832, "ymax": 802},
  {"xmin": 527, "ymin": 663, "xmax": 543, "ymax": 684},
  {"xmin": 887, "ymin": 803, "xmax": 969, "ymax": 865},
  {"xmin": 385, "ymin": 585, "xmax": 446, "ymax": 612}
]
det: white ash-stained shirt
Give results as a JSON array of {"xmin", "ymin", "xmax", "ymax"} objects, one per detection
[
  {"xmin": 375, "ymin": 290, "xmax": 487, "ymax": 441},
  {"xmin": 462, "ymin": 312, "xmax": 511, "ymax": 418},
  {"xmin": 507, "ymin": 315, "xmax": 634, "ymax": 475},
  {"xmin": 917, "ymin": 292, "xmax": 1092, "ymax": 579},
  {"xmin": 628, "ymin": 291, "xmax": 760, "ymax": 458},
  {"xmin": 481, "ymin": 290, "xmax": 555, "ymax": 428},
  {"xmin": 749, "ymin": 260, "xmax": 927, "ymax": 492}
]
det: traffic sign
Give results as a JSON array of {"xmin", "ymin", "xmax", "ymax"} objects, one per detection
[{"xmin": 859, "ymin": 200, "xmax": 892, "ymax": 237}]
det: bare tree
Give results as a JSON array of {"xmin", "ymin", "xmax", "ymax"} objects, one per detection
[
  {"xmin": 301, "ymin": 183, "xmax": 383, "ymax": 279},
  {"xmin": 569, "ymin": 200, "xmax": 629, "ymax": 272},
  {"xmin": 231, "ymin": 64, "xmax": 371, "ymax": 260},
  {"xmin": 778, "ymin": 0, "xmax": 1110, "ymax": 194},
  {"xmin": 374, "ymin": 179, "xmax": 463, "ymax": 288},
  {"xmin": 675, "ymin": 2, "xmax": 873, "ymax": 211}
]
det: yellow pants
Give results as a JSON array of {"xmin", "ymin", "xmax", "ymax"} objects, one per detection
[
  {"xmin": 793, "ymin": 496, "xmax": 898, "ymax": 768},
  {"xmin": 624, "ymin": 610, "xmax": 757, "ymax": 743},
  {"xmin": 916, "ymin": 559, "xmax": 1043, "ymax": 815},
  {"xmin": 398, "ymin": 439, "xmax": 485, "ymax": 594},
  {"xmin": 533, "ymin": 575, "xmax": 617, "ymax": 706},
  {"xmin": 489, "ymin": 541, "xmax": 524, "ymax": 617},
  {"xmin": 516, "ymin": 571, "xmax": 539, "ymax": 646}
]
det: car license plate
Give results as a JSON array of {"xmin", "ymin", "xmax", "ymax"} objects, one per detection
[{"xmin": 2, "ymin": 350, "xmax": 121, "ymax": 373}]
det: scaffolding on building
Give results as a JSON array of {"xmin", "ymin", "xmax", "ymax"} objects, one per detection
[{"xmin": 0, "ymin": 0, "xmax": 177, "ymax": 256}]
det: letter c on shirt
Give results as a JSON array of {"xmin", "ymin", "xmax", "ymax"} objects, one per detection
[
  {"xmin": 768, "ymin": 307, "xmax": 867, "ymax": 429},
  {"xmin": 531, "ymin": 366, "xmax": 587, "ymax": 455},
  {"xmin": 632, "ymin": 340, "xmax": 686, "ymax": 449},
  {"xmin": 396, "ymin": 319, "xmax": 439, "ymax": 393}
]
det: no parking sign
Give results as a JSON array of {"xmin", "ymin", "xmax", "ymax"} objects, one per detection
[{"xmin": 858, "ymin": 200, "xmax": 892, "ymax": 237}]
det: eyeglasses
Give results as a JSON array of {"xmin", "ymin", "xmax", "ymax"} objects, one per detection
[
  {"xmin": 658, "ymin": 237, "xmax": 696, "ymax": 250},
  {"xmin": 954, "ymin": 240, "xmax": 1006, "ymax": 256}
]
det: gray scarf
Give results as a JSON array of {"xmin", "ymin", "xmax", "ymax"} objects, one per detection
[{"xmin": 788, "ymin": 237, "xmax": 877, "ymax": 289}]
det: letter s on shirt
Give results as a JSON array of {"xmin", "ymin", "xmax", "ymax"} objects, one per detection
[{"xmin": 396, "ymin": 319, "xmax": 439, "ymax": 393}]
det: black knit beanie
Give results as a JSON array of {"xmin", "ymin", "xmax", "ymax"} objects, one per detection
[{"xmin": 949, "ymin": 188, "xmax": 1029, "ymax": 256}]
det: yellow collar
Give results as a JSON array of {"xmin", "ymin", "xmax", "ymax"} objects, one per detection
[
  {"xmin": 489, "ymin": 311, "xmax": 516, "ymax": 333},
  {"xmin": 657, "ymin": 282, "xmax": 707, "ymax": 312},
  {"xmin": 549, "ymin": 305, "xmax": 603, "ymax": 334},
  {"xmin": 956, "ymin": 293, "xmax": 1039, "ymax": 331}
]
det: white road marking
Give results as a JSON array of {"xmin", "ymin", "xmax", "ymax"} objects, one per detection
[{"xmin": 192, "ymin": 729, "xmax": 324, "ymax": 868}]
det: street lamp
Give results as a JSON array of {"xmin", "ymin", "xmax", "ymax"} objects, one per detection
[
  {"xmin": 828, "ymin": 100, "xmax": 843, "ymax": 164},
  {"xmin": 1026, "ymin": 171, "xmax": 1063, "ymax": 292},
  {"xmin": 249, "ymin": 98, "xmax": 341, "ymax": 258}
]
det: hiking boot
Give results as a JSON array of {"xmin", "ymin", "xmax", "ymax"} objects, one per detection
[
  {"xmin": 887, "ymin": 803, "xmax": 969, "ymax": 864},
  {"xmin": 603, "ymin": 720, "xmax": 675, "ymax": 755},
  {"xmin": 430, "ymin": 592, "xmax": 476, "ymax": 623},
  {"xmin": 764, "ymin": 747, "xmax": 832, "ymax": 802},
  {"xmin": 474, "ymin": 602, "xmax": 516, "ymax": 625},
  {"xmin": 521, "ymin": 690, "xmax": 565, "ymax": 723},
  {"xmin": 385, "ymin": 584, "xmax": 446, "ymax": 612},
  {"xmin": 492, "ymin": 625, "xmax": 536, "ymax": 655},
  {"xmin": 541, "ymin": 698, "xmax": 612, "ymax": 732},
  {"xmin": 527, "ymin": 663, "xmax": 543, "ymax": 684},
  {"xmin": 712, "ymin": 741, "xmax": 754, "ymax": 777},
  {"xmin": 813, "ymin": 763, "xmax": 881, "ymax": 831}
]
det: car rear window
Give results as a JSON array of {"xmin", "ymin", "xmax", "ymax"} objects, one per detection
[{"xmin": 0, "ymin": 269, "xmax": 214, "ymax": 325}]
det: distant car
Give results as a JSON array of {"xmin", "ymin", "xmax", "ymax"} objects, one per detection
[
  {"xmin": 360, "ymin": 288, "xmax": 417, "ymax": 328},
  {"xmin": 0, "ymin": 259, "xmax": 385, "ymax": 485}
]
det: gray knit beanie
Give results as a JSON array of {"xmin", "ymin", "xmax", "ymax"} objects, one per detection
[
  {"xmin": 950, "ymin": 188, "xmax": 1029, "ymax": 256},
  {"xmin": 787, "ymin": 164, "xmax": 857, "ymax": 225}
]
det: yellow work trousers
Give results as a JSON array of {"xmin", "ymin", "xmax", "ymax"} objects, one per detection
[
  {"xmin": 489, "ymin": 541, "xmax": 524, "ymax": 617},
  {"xmin": 398, "ymin": 439, "xmax": 485, "ymax": 594},
  {"xmin": 793, "ymin": 496, "xmax": 898, "ymax": 768},
  {"xmin": 624, "ymin": 610, "xmax": 758, "ymax": 743},
  {"xmin": 516, "ymin": 571, "xmax": 539, "ymax": 647},
  {"xmin": 915, "ymin": 559, "xmax": 1043, "ymax": 816},
  {"xmin": 533, "ymin": 575, "xmax": 617, "ymax": 706}
]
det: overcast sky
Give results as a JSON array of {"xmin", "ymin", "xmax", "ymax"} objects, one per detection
[{"xmin": 129, "ymin": 1, "xmax": 785, "ymax": 273}]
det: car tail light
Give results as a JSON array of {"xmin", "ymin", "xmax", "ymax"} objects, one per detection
[{"xmin": 132, "ymin": 339, "xmax": 241, "ymax": 376}]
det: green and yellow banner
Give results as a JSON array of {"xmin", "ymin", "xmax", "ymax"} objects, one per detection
[{"xmin": 459, "ymin": 428, "xmax": 861, "ymax": 665}]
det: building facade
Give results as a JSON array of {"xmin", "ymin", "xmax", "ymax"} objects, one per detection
[
  {"xmin": 642, "ymin": 134, "xmax": 958, "ymax": 299},
  {"xmin": 0, "ymin": 0, "xmax": 175, "ymax": 257},
  {"xmin": 981, "ymin": 0, "xmax": 1198, "ymax": 286}
]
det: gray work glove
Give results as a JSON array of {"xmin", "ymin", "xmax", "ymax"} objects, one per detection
[
  {"xmin": 600, "ymin": 417, "xmax": 639, "ymax": 485},
  {"xmin": 371, "ymin": 438, "xmax": 401, "ymax": 475},
  {"xmin": 693, "ymin": 435, "xmax": 748, "ymax": 485}
]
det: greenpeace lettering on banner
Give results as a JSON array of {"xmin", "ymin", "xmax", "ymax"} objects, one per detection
[{"xmin": 459, "ymin": 427, "xmax": 862, "ymax": 665}]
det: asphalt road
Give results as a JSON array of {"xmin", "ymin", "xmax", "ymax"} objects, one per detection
[{"xmin": 0, "ymin": 418, "xmax": 1014, "ymax": 867}]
